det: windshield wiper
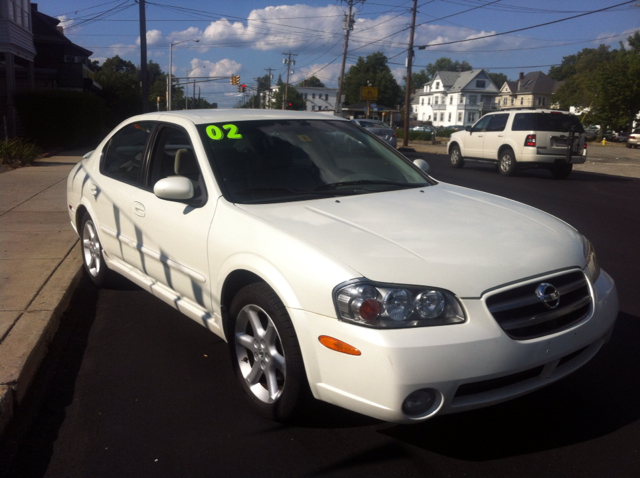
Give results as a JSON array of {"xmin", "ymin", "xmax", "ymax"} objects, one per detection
[{"xmin": 314, "ymin": 180, "xmax": 425, "ymax": 191}]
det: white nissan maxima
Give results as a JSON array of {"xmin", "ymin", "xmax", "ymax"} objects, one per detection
[{"xmin": 67, "ymin": 110, "xmax": 618, "ymax": 423}]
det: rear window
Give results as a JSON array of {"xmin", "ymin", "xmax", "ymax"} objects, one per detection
[{"xmin": 512, "ymin": 113, "xmax": 584, "ymax": 133}]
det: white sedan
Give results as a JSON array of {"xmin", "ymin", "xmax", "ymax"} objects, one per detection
[{"xmin": 67, "ymin": 109, "xmax": 618, "ymax": 423}]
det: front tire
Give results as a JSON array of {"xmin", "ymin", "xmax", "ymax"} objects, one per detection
[
  {"xmin": 80, "ymin": 213, "xmax": 111, "ymax": 286},
  {"xmin": 449, "ymin": 145, "xmax": 464, "ymax": 168},
  {"xmin": 498, "ymin": 149, "xmax": 517, "ymax": 176},
  {"xmin": 229, "ymin": 283, "xmax": 310, "ymax": 422}
]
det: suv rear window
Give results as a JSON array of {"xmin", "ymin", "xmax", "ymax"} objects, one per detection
[{"xmin": 512, "ymin": 113, "xmax": 584, "ymax": 133}]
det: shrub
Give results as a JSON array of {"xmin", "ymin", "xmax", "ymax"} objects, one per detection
[
  {"xmin": 0, "ymin": 138, "xmax": 41, "ymax": 166},
  {"xmin": 14, "ymin": 90, "xmax": 108, "ymax": 149}
]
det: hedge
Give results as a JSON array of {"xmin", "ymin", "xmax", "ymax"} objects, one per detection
[{"xmin": 14, "ymin": 90, "xmax": 108, "ymax": 149}]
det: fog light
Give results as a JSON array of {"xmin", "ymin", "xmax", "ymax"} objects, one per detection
[{"xmin": 402, "ymin": 389, "xmax": 436, "ymax": 416}]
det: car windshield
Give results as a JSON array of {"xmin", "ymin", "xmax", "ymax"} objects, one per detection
[{"xmin": 198, "ymin": 119, "xmax": 431, "ymax": 204}]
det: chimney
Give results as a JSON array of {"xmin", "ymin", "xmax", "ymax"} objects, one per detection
[
  {"xmin": 519, "ymin": 72, "xmax": 525, "ymax": 81},
  {"xmin": 57, "ymin": 26, "xmax": 64, "ymax": 35}
]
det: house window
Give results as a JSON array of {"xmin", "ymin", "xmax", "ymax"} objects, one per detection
[
  {"xmin": 435, "ymin": 81, "xmax": 440, "ymax": 89},
  {"xmin": 476, "ymin": 80, "xmax": 486, "ymax": 88},
  {"xmin": 468, "ymin": 112, "xmax": 476, "ymax": 122},
  {"xmin": 304, "ymin": 93, "xmax": 307, "ymax": 99},
  {"xmin": 421, "ymin": 99, "xmax": 424, "ymax": 105},
  {"xmin": 440, "ymin": 113, "xmax": 444, "ymax": 121},
  {"xmin": 511, "ymin": 97, "xmax": 514, "ymax": 105},
  {"xmin": 448, "ymin": 113, "xmax": 452, "ymax": 122},
  {"xmin": 312, "ymin": 93, "xmax": 315, "ymax": 99},
  {"xmin": 311, "ymin": 106, "xmax": 315, "ymax": 111},
  {"xmin": 458, "ymin": 112, "xmax": 462, "ymax": 122},
  {"xmin": 449, "ymin": 96, "xmax": 453, "ymax": 104},
  {"xmin": 460, "ymin": 96, "xmax": 464, "ymax": 104},
  {"xmin": 503, "ymin": 97, "xmax": 507, "ymax": 105},
  {"xmin": 469, "ymin": 95, "xmax": 477, "ymax": 106},
  {"xmin": 435, "ymin": 97, "xmax": 439, "ymax": 105},
  {"xmin": 520, "ymin": 97, "xmax": 524, "ymax": 105},
  {"xmin": 428, "ymin": 98, "xmax": 431, "ymax": 105},
  {"xmin": 428, "ymin": 115, "xmax": 431, "ymax": 120},
  {"xmin": 325, "ymin": 94, "xmax": 328, "ymax": 101}
]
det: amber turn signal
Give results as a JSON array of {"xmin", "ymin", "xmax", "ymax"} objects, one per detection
[{"xmin": 318, "ymin": 336, "xmax": 361, "ymax": 356}]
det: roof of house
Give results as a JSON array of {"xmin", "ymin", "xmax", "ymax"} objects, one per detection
[
  {"xmin": 505, "ymin": 71, "xmax": 563, "ymax": 95},
  {"xmin": 429, "ymin": 69, "xmax": 497, "ymax": 93}
]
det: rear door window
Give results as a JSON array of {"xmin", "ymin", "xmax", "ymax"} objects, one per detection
[{"xmin": 511, "ymin": 113, "xmax": 535, "ymax": 131}]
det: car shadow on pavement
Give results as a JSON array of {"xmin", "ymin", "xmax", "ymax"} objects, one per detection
[{"xmin": 378, "ymin": 311, "xmax": 640, "ymax": 461}]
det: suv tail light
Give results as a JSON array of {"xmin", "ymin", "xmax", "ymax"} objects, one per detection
[{"xmin": 524, "ymin": 134, "xmax": 536, "ymax": 147}]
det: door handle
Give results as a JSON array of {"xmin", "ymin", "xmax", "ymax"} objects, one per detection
[
  {"xmin": 89, "ymin": 183, "xmax": 98, "ymax": 196},
  {"xmin": 134, "ymin": 201, "xmax": 146, "ymax": 217}
]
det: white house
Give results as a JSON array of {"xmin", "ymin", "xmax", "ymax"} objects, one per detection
[
  {"xmin": 266, "ymin": 85, "xmax": 337, "ymax": 112},
  {"xmin": 414, "ymin": 69, "xmax": 500, "ymax": 127}
]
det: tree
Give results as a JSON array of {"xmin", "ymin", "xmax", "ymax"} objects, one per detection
[
  {"xmin": 95, "ymin": 56, "xmax": 141, "ymax": 125},
  {"xmin": 272, "ymin": 84, "xmax": 306, "ymax": 110},
  {"xmin": 410, "ymin": 70, "xmax": 430, "ymax": 89},
  {"xmin": 548, "ymin": 45, "xmax": 612, "ymax": 81},
  {"xmin": 297, "ymin": 76, "xmax": 325, "ymax": 87},
  {"xmin": 628, "ymin": 31, "xmax": 640, "ymax": 53},
  {"xmin": 342, "ymin": 52, "xmax": 402, "ymax": 107},
  {"xmin": 487, "ymin": 72, "xmax": 509, "ymax": 89},
  {"xmin": 424, "ymin": 57, "xmax": 472, "ymax": 80},
  {"xmin": 552, "ymin": 35, "xmax": 640, "ymax": 130}
]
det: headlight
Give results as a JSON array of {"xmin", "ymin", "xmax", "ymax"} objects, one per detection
[
  {"xmin": 334, "ymin": 280, "xmax": 465, "ymax": 329},
  {"xmin": 581, "ymin": 235, "xmax": 601, "ymax": 284}
]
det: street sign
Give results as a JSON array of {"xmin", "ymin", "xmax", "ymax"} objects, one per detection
[{"xmin": 360, "ymin": 86, "xmax": 378, "ymax": 101}]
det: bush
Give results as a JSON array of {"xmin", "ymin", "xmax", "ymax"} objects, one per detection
[
  {"xmin": 0, "ymin": 138, "xmax": 41, "ymax": 166},
  {"xmin": 14, "ymin": 90, "xmax": 108, "ymax": 149}
]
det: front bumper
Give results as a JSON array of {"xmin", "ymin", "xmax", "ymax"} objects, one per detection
[{"xmin": 292, "ymin": 270, "xmax": 618, "ymax": 423}]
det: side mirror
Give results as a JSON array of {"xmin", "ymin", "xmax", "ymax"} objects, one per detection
[
  {"xmin": 465, "ymin": 126, "xmax": 472, "ymax": 132},
  {"xmin": 154, "ymin": 176, "xmax": 194, "ymax": 201},
  {"xmin": 413, "ymin": 159, "xmax": 430, "ymax": 174}
]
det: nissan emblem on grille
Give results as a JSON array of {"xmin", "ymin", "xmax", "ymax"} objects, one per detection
[{"xmin": 536, "ymin": 283, "xmax": 561, "ymax": 309}]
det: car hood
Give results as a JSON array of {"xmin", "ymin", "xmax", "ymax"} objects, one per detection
[{"xmin": 237, "ymin": 183, "xmax": 584, "ymax": 297}]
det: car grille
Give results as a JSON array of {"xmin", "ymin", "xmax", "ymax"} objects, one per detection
[{"xmin": 485, "ymin": 270, "xmax": 592, "ymax": 340}]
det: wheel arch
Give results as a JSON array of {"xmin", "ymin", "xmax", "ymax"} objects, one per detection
[
  {"xmin": 497, "ymin": 143, "xmax": 515, "ymax": 161},
  {"xmin": 448, "ymin": 140, "xmax": 460, "ymax": 154}
]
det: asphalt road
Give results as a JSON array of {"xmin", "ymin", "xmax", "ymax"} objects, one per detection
[{"xmin": 2, "ymin": 153, "xmax": 639, "ymax": 478}]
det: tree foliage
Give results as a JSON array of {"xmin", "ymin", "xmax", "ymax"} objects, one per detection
[
  {"xmin": 424, "ymin": 57, "xmax": 472, "ymax": 80},
  {"xmin": 552, "ymin": 35, "xmax": 640, "ymax": 130},
  {"xmin": 272, "ymin": 84, "xmax": 306, "ymax": 110},
  {"xmin": 298, "ymin": 76, "xmax": 325, "ymax": 87},
  {"xmin": 343, "ymin": 52, "xmax": 401, "ymax": 107},
  {"xmin": 487, "ymin": 72, "xmax": 509, "ymax": 89}
]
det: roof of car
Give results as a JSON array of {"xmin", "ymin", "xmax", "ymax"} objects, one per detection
[{"xmin": 135, "ymin": 109, "xmax": 347, "ymax": 125}]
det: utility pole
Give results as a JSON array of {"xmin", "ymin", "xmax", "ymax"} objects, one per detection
[
  {"xmin": 335, "ymin": 1, "xmax": 363, "ymax": 117},
  {"xmin": 139, "ymin": 0, "xmax": 149, "ymax": 112},
  {"xmin": 282, "ymin": 52, "xmax": 297, "ymax": 109},
  {"xmin": 265, "ymin": 67, "xmax": 274, "ymax": 109},
  {"xmin": 402, "ymin": 0, "xmax": 418, "ymax": 147}
]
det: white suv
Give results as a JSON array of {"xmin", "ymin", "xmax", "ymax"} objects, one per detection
[{"xmin": 448, "ymin": 109, "xmax": 587, "ymax": 179}]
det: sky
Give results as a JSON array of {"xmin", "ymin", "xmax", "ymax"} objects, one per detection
[{"xmin": 42, "ymin": 0, "xmax": 640, "ymax": 108}]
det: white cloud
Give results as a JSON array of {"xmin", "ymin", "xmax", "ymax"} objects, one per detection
[{"xmin": 57, "ymin": 15, "xmax": 75, "ymax": 32}]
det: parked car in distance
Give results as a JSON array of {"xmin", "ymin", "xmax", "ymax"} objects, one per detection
[
  {"xmin": 67, "ymin": 109, "xmax": 618, "ymax": 424},
  {"xmin": 444, "ymin": 125, "xmax": 466, "ymax": 132},
  {"xmin": 615, "ymin": 131, "xmax": 629, "ymax": 143},
  {"xmin": 410, "ymin": 125, "xmax": 436, "ymax": 133},
  {"xmin": 627, "ymin": 129, "xmax": 640, "ymax": 148},
  {"xmin": 448, "ymin": 109, "xmax": 587, "ymax": 179},
  {"xmin": 350, "ymin": 119, "xmax": 397, "ymax": 147},
  {"xmin": 584, "ymin": 129, "xmax": 598, "ymax": 141}
]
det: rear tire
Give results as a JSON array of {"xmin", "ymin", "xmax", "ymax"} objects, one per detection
[
  {"xmin": 551, "ymin": 162, "xmax": 573, "ymax": 179},
  {"xmin": 449, "ymin": 145, "xmax": 464, "ymax": 168},
  {"xmin": 498, "ymin": 149, "xmax": 517, "ymax": 176},
  {"xmin": 229, "ymin": 283, "xmax": 310, "ymax": 422}
]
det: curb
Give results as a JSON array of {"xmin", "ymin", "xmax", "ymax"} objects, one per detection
[{"xmin": 0, "ymin": 242, "xmax": 83, "ymax": 435}]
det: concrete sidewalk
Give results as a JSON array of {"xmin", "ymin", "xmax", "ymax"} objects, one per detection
[
  {"xmin": 0, "ymin": 144, "xmax": 638, "ymax": 436},
  {"xmin": 0, "ymin": 151, "xmax": 85, "ymax": 435}
]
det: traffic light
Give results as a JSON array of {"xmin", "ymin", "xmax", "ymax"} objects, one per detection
[
  {"xmin": 237, "ymin": 84, "xmax": 242, "ymax": 92},
  {"xmin": 230, "ymin": 75, "xmax": 240, "ymax": 85},
  {"xmin": 241, "ymin": 84, "xmax": 246, "ymax": 93},
  {"xmin": 287, "ymin": 102, "xmax": 293, "ymax": 110}
]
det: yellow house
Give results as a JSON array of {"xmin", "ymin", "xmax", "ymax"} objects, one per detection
[{"xmin": 496, "ymin": 71, "xmax": 563, "ymax": 109}]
